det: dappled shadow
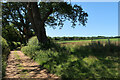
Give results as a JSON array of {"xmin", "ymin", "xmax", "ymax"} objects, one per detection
[
  {"xmin": 73, "ymin": 42, "xmax": 120, "ymax": 57},
  {"xmin": 4, "ymin": 51, "xmax": 60, "ymax": 79},
  {"xmin": 3, "ymin": 78, "xmax": 60, "ymax": 80},
  {"xmin": 21, "ymin": 40, "xmax": 120, "ymax": 80},
  {"xmin": 41, "ymin": 42, "xmax": 120, "ymax": 79}
]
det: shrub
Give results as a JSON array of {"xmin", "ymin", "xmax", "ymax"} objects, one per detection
[
  {"xmin": 27, "ymin": 36, "xmax": 39, "ymax": 46},
  {"xmin": 0, "ymin": 36, "xmax": 10, "ymax": 78},
  {"xmin": 21, "ymin": 36, "xmax": 69, "ymax": 74},
  {"xmin": 25, "ymin": 36, "xmax": 67, "ymax": 52},
  {"xmin": 21, "ymin": 45, "xmax": 41, "ymax": 59},
  {"xmin": 1, "ymin": 36, "xmax": 10, "ymax": 55}
]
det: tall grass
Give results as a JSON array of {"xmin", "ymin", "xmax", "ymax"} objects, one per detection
[{"xmin": 21, "ymin": 36, "xmax": 120, "ymax": 80}]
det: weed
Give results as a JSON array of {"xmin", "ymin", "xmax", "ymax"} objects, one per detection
[{"xmin": 14, "ymin": 52, "xmax": 20, "ymax": 59}]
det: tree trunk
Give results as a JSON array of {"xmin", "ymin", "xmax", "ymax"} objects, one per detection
[
  {"xmin": 27, "ymin": 2, "xmax": 48, "ymax": 44},
  {"xmin": 36, "ymin": 23, "xmax": 48, "ymax": 43}
]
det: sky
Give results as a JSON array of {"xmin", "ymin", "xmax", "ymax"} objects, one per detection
[{"xmin": 45, "ymin": 2, "xmax": 118, "ymax": 37}]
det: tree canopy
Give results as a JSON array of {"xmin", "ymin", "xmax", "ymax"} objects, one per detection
[
  {"xmin": 37, "ymin": 2, "xmax": 88, "ymax": 28},
  {"xmin": 27, "ymin": 2, "xmax": 88, "ymax": 43},
  {"xmin": 2, "ymin": 2, "xmax": 35, "ymax": 44},
  {"xmin": 2, "ymin": 2, "xmax": 88, "ymax": 44}
]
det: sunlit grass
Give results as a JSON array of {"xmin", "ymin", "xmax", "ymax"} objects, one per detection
[
  {"xmin": 21, "ymin": 36, "xmax": 120, "ymax": 79},
  {"xmin": 57, "ymin": 38, "xmax": 119, "ymax": 43}
]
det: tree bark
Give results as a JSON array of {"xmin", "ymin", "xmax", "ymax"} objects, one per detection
[{"xmin": 27, "ymin": 2, "xmax": 48, "ymax": 44}]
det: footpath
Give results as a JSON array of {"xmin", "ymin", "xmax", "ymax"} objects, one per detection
[{"xmin": 4, "ymin": 51, "xmax": 59, "ymax": 80}]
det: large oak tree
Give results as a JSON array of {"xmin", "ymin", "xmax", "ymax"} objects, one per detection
[
  {"xmin": 27, "ymin": 2, "xmax": 88, "ymax": 44},
  {"xmin": 2, "ymin": 2, "xmax": 88, "ymax": 44}
]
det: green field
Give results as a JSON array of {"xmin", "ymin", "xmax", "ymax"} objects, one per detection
[{"xmin": 57, "ymin": 38, "xmax": 119, "ymax": 43}]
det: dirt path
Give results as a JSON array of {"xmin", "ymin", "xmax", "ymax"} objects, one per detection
[{"xmin": 4, "ymin": 51, "xmax": 59, "ymax": 79}]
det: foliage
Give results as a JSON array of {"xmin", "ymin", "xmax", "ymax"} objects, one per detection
[
  {"xmin": 2, "ymin": 2, "xmax": 35, "ymax": 44},
  {"xmin": 2, "ymin": 24, "xmax": 22, "ymax": 42},
  {"xmin": 1, "ymin": 36, "xmax": 10, "ymax": 55},
  {"xmin": 21, "ymin": 45, "xmax": 41, "ymax": 59},
  {"xmin": 0, "ymin": 36, "xmax": 10, "ymax": 78},
  {"xmin": 27, "ymin": 36, "xmax": 39, "ymax": 46},
  {"xmin": 2, "ymin": 24, "xmax": 23, "ymax": 50},
  {"xmin": 38, "ymin": 2, "xmax": 88, "ymax": 28},
  {"xmin": 2, "ymin": 2, "xmax": 88, "ymax": 44},
  {"xmin": 27, "ymin": 2, "xmax": 89, "ymax": 43},
  {"xmin": 21, "ymin": 36, "xmax": 120, "ymax": 80},
  {"xmin": 9, "ymin": 41, "xmax": 22, "ymax": 50}
]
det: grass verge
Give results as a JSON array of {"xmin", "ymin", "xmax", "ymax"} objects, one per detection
[{"xmin": 21, "ymin": 36, "xmax": 120, "ymax": 80}]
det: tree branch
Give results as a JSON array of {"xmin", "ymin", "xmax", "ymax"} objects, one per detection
[
  {"xmin": 10, "ymin": 21, "xmax": 24, "ymax": 34},
  {"xmin": 17, "ymin": 8, "xmax": 25, "ymax": 26},
  {"xmin": 43, "ymin": 7, "xmax": 53, "ymax": 23}
]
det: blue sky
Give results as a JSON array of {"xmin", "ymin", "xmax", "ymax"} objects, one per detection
[{"xmin": 45, "ymin": 2, "xmax": 118, "ymax": 37}]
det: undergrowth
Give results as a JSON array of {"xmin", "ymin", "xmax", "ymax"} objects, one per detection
[
  {"xmin": 0, "ymin": 36, "xmax": 10, "ymax": 78},
  {"xmin": 21, "ymin": 36, "xmax": 120, "ymax": 80}
]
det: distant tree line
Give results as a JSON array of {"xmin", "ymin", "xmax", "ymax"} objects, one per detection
[{"xmin": 51, "ymin": 36, "xmax": 117, "ymax": 41}]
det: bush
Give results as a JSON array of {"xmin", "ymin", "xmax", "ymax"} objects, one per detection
[
  {"xmin": 0, "ymin": 36, "xmax": 10, "ymax": 78},
  {"xmin": 26, "ymin": 36, "xmax": 67, "ymax": 52},
  {"xmin": 1, "ymin": 36, "xmax": 10, "ymax": 55},
  {"xmin": 21, "ymin": 36, "xmax": 69, "ymax": 74},
  {"xmin": 27, "ymin": 36, "xmax": 39, "ymax": 46},
  {"xmin": 21, "ymin": 45, "xmax": 41, "ymax": 59}
]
